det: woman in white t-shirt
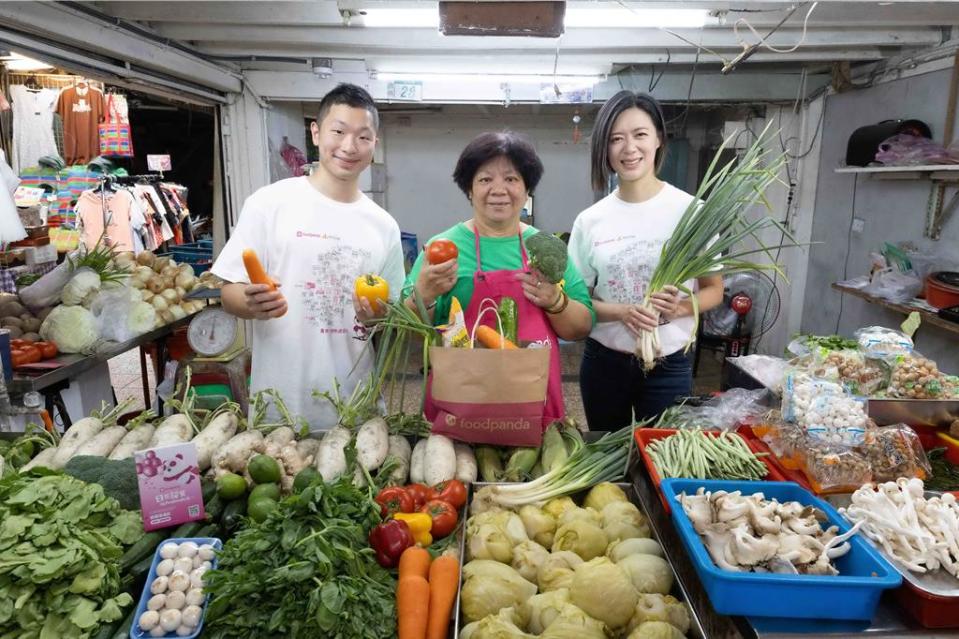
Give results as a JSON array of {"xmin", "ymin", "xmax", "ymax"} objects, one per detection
[{"xmin": 568, "ymin": 91, "xmax": 724, "ymax": 430}]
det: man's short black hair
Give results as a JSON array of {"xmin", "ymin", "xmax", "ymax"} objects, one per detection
[
  {"xmin": 590, "ymin": 90, "xmax": 668, "ymax": 191},
  {"xmin": 317, "ymin": 83, "xmax": 379, "ymax": 131},
  {"xmin": 452, "ymin": 131, "xmax": 544, "ymax": 197}
]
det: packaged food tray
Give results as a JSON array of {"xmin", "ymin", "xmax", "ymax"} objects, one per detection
[
  {"xmin": 660, "ymin": 479, "xmax": 901, "ymax": 620},
  {"xmin": 130, "ymin": 537, "xmax": 221, "ymax": 639},
  {"xmin": 634, "ymin": 428, "xmax": 786, "ymax": 514}
]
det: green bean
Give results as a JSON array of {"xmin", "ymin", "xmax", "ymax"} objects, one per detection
[{"xmin": 646, "ymin": 429, "xmax": 768, "ymax": 481}]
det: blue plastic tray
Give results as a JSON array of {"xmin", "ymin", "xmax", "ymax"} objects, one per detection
[
  {"xmin": 660, "ymin": 479, "xmax": 901, "ymax": 621},
  {"xmin": 130, "ymin": 537, "xmax": 221, "ymax": 639}
]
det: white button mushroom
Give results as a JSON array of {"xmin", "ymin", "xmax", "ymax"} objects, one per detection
[
  {"xmin": 165, "ymin": 590, "xmax": 187, "ymax": 610},
  {"xmin": 174, "ymin": 558, "xmax": 194, "ymax": 574},
  {"xmin": 189, "ymin": 568, "xmax": 207, "ymax": 589},
  {"xmin": 185, "ymin": 588, "xmax": 206, "ymax": 606},
  {"xmin": 149, "ymin": 626, "xmax": 166, "ymax": 638},
  {"xmin": 198, "ymin": 544, "xmax": 216, "ymax": 561},
  {"xmin": 181, "ymin": 604, "xmax": 202, "ymax": 628},
  {"xmin": 139, "ymin": 610, "xmax": 160, "ymax": 631},
  {"xmin": 178, "ymin": 542, "xmax": 199, "ymax": 558},
  {"xmin": 168, "ymin": 570, "xmax": 191, "ymax": 593},
  {"xmin": 175, "ymin": 625, "xmax": 193, "ymax": 637},
  {"xmin": 150, "ymin": 576, "xmax": 169, "ymax": 595},
  {"xmin": 156, "ymin": 558, "xmax": 176, "ymax": 577},
  {"xmin": 199, "ymin": 561, "xmax": 212, "ymax": 572},
  {"xmin": 159, "ymin": 543, "xmax": 180, "ymax": 560},
  {"xmin": 146, "ymin": 594, "xmax": 166, "ymax": 611},
  {"xmin": 160, "ymin": 608, "xmax": 183, "ymax": 632}
]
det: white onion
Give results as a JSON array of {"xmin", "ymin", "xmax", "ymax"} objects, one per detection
[
  {"xmin": 151, "ymin": 296, "xmax": 169, "ymax": 311},
  {"xmin": 161, "ymin": 289, "xmax": 179, "ymax": 303}
]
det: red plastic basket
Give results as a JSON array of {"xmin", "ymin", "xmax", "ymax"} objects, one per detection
[
  {"xmin": 894, "ymin": 579, "xmax": 959, "ymax": 628},
  {"xmin": 634, "ymin": 428, "xmax": 786, "ymax": 514}
]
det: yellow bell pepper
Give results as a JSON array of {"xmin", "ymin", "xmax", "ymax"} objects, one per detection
[{"xmin": 394, "ymin": 512, "xmax": 433, "ymax": 547}]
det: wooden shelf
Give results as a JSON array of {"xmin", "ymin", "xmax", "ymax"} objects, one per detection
[
  {"xmin": 834, "ymin": 165, "xmax": 959, "ymax": 182},
  {"xmin": 831, "ymin": 283, "xmax": 959, "ymax": 336}
]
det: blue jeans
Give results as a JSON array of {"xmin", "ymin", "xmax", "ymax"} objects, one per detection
[{"xmin": 579, "ymin": 337, "xmax": 693, "ymax": 431}]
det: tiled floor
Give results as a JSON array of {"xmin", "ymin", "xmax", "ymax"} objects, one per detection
[{"xmin": 107, "ymin": 340, "xmax": 725, "ymax": 424}]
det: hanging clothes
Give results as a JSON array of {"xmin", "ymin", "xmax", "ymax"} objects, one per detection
[
  {"xmin": 9, "ymin": 85, "xmax": 59, "ymax": 174},
  {"xmin": 55, "ymin": 83, "xmax": 105, "ymax": 165},
  {"xmin": 75, "ymin": 187, "xmax": 139, "ymax": 252},
  {"xmin": 133, "ymin": 183, "xmax": 174, "ymax": 246},
  {"xmin": 0, "ymin": 150, "xmax": 27, "ymax": 243}
]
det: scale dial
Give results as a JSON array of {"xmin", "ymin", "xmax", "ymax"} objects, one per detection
[{"xmin": 187, "ymin": 307, "xmax": 240, "ymax": 357}]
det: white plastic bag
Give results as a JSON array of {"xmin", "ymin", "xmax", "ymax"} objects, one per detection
[
  {"xmin": 90, "ymin": 287, "xmax": 157, "ymax": 343},
  {"xmin": 863, "ymin": 268, "xmax": 922, "ymax": 303}
]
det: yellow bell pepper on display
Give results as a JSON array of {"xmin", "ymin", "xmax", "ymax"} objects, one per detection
[{"xmin": 394, "ymin": 512, "xmax": 433, "ymax": 547}]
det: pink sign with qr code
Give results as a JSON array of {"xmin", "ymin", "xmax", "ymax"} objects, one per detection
[{"xmin": 135, "ymin": 442, "xmax": 206, "ymax": 532}]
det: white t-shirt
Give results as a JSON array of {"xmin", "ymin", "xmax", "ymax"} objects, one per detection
[
  {"xmin": 568, "ymin": 182, "xmax": 700, "ymax": 357},
  {"xmin": 213, "ymin": 177, "xmax": 405, "ymax": 430}
]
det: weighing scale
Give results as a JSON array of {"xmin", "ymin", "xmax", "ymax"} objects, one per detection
[{"xmin": 186, "ymin": 306, "xmax": 246, "ymax": 361}]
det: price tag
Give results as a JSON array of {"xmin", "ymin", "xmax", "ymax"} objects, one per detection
[
  {"xmin": 135, "ymin": 442, "xmax": 205, "ymax": 531},
  {"xmin": 147, "ymin": 154, "xmax": 173, "ymax": 172},
  {"xmin": 387, "ymin": 80, "xmax": 423, "ymax": 101}
]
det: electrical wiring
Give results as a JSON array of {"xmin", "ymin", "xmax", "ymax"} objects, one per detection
[
  {"xmin": 835, "ymin": 174, "xmax": 859, "ymax": 334},
  {"xmin": 666, "ymin": 39, "xmax": 701, "ymax": 131},
  {"xmin": 615, "ymin": 0, "xmax": 731, "ymax": 67},
  {"xmin": 734, "ymin": 2, "xmax": 819, "ymax": 55},
  {"xmin": 649, "ymin": 49, "xmax": 669, "ymax": 92}
]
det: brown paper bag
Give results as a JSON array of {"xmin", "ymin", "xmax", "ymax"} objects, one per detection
[{"xmin": 427, "ymin": 344, "xmax": 549, "ymax": 446}]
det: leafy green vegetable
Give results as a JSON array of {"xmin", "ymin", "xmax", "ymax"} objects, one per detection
[
  {"xmin": 63, "ymin": 456, "xmax": 140, "ymax": 511},
  {"xmin": 204, "ymin": 476, "xmax": 397, "ymax": 639},
  {"xmin": 0, "ymin": 471, "xmax": 139, "ymax": 638},
  {"xmin": 925, "ymin": 448, "xmax": 959, "ymax": 492},
  {"xmin": 525, "ymin": 232, "xmax": 568, "ymax": 284}
]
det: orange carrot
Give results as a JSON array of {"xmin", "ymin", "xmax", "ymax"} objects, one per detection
[
  {"xmin": 397, "ymin": 575, "xmax": 430, "ymax": 639},
  {"xmin": 398, "ymin": 546, "xmax": 431, "ymax": 581},
  {"xmin": 425, "ymin": 555, "xmax": 460, "ymax": 639},
  {"xmin": 475, "ymin": 325, "xmax": 518, "ymax": 350},
  {"xmin": 242, "ymin": 248, "xmax": 276, "ymax": 291}
]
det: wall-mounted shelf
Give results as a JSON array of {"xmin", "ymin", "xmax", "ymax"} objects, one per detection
[
  {"xmin": 831, "ymin": 282, "xmax": 959, "ymax": 337},
  {"xmin": 834, "ymin": 165, "xmax": 959, "ymax": 240}
]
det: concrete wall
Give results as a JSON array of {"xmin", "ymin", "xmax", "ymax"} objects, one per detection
[{"xmin": 802, "ymin": 64, "xmax": 959, "ymax": 371}]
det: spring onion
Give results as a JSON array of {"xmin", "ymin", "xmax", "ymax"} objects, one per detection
[
  {"xmin": 478, "ymin": 427, "xmax": 635, "ymax": 507},
  {"xmin": 637, "ymin": 125, "xmax": 802, "ymax": 369}
]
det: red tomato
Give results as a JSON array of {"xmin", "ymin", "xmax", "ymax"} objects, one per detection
[
  {"xmin": 10, "ymin": 349, "xmax": 26, "ymax": 368},
  {"xmin": 36, "ymin": 342, "xmax": 58, "ymax": 359},
  {"xmin": 374, "ymin": 487, "xmax": 414, "ymax": 518},
  {"xmin": 420, "ymin": 499, "xmax": 458, "ymax": 539},
  {"xmin": 426, "ymin": 239, "xmax": 458, "ymax": 265},
  {"xmin": 10, "ymin": 339, "xmax": 27, "ymax": 349},
  {"xmin": 405, "ymin": 483, "xmax": 436, "ymax": 511},
  {"xmin": 20, "ymin": 346, "xmax": 42, "ymax": 364},
  {"xmin": 433, "ymin": 479, "xmax": 467, "ymax": 510}
]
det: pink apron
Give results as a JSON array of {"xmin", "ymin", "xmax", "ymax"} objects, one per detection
[{"xmin": 424, "ymin": 229, "xmax": 565, "ymax": 435}]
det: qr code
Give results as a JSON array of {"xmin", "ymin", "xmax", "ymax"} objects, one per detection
[{"xmin": 188, "ymin": 504, "xmax": 200, "ymax": 517}]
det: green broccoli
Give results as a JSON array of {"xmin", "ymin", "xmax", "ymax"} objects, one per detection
[
  {"xmin": 63, "ymin": 455, "xmax": 140, "ymax": 510},
  {"xmin": 525, "ymin": 231, "xmax": 568, "ymax": 284}
]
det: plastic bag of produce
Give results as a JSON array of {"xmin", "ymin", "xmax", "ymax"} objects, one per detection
[
  {"xmin": 862, "ymin": 267, "xmax": 922, "ymax": 303},
  {"xmin": 858, "ymin": 424, "xmax": 931, "ymax": 482},
  {"xmin": 855, "ymin": 326, "xmax": 913, "ymax": 360},
  {"xmin": 886, "ymin": 352, "xmax": 949, "ymax": 399},
  {"xmin": 90, "ymin": 287, "xmax": 158, "ymax": 342},
  {"xmin": 800, "ymin": 440, "xmax": 873, "ymax": 494},
  {"xmin": 667, "ymin": 388, "xmax": 770, "ymax": 432},
  {"xmin": 752, "ymin": 414, "xmax": 805, "ymax": 470},
  {"xmin": 798, "ymin": 349, "xmax": 889, "ymax": 397},
  {"xmin": 782, "ymin": 370, "xmax": 870, "ymax": 445}
]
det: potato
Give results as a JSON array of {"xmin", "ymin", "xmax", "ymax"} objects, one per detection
[
  {"xmin": 4, "ymin": 326, "xmax": 22, "ymax": 338},
  {"xmin": 21, "ymin": 332, "xmax": 40, "ymax": 342},
  {"xmin": 3, "ymin": 317, "xmax": 24, "ymax": 329},
  {"xmin": 36, "ymin": 307, "xmax": 53, "ymax": 322},
  {"xmin": 0, "ymin": 301, "xmax": 26, "ymax": 317},
  {"xmin": 21, "ymin": 318, "xmax": 41, "ymax": 333}
]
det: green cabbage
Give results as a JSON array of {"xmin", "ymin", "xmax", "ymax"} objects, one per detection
[
  {"xmin": 558, "ymin": 506, "xmax": 602, "ymax": 528},
  {"xmin": 542, "ymin": 496, "xmax": 576, "ymax": 521},
  {"xmin": 552, "ymin": 519, "xmax": 608, "ymax": 560},
  {"xmin": 520, "ymin": 588, "xmax": 571, "ymax": 634},
  {"xmin": 461, "ymin": 560, "xmax": 537, "ymax": 624},
  {"xmin": 511, "ymin": 540, "xmax": 550, "ymax": 583},
  {"xmin": 40, "ymin": 305, "xmax": 98, "ymax": 353},
  {"xmin": 625, "ymin": 594, "xmax": 691, "ymax": 635},
  {"xmin": 465, "ymin": 608, "xmax": 535, "ymax": 639},
  {"xmin": 618, "ymin": 553, "xmax": 675, "ymax": 595},
  {"xmin": 601, "ymin": 500, "xmax": 651, "ymax": 542},
  {"xmin": 537, "ymin": 551, "xmax": 583, "ymax": 592},
  {"xmin": 518, "ymin": 505, "xmax": 556, "ymax": 548},
  {"xmin": 569, "ymin": 557, "xmax": 639, "ymax": 629},
  {"xmin": 627, "ymin": 620, "xmax": 686, "ymax": 639},
  {"xmin": 60, "ymin": 267, "xmax": 101, "ymax": 306},
  {"xmin": 539, "ymin": 603, "xmax": 608, "ymax": 639},
  {"xmin": 608, "ymin": 538, "xmax": 664, "ymax": 563},
  {"xmin": 583, "ymin": 482, "xmax": 629, "ymax": 511}
]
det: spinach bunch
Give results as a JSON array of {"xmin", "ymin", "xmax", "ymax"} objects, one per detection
[
  {"xmin": 204, "ymin": 477, "xmax": 397, "ymax": 639},
  {"xmin": 0, "ymin": 470, "xmax": 142, "ymax": 638}
]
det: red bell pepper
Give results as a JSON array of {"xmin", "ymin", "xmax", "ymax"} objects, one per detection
[
  {"xmin": 375, "ymin": 486, "xmax": 414, "ymax": 518},
  {"xmin": 368, "ymin": 519, "xmax": 415, "ymax": 568}
]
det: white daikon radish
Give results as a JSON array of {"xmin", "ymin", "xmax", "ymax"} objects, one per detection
[
  {"xmin": 191, "ymin": 411, "xmax": 239, "ymax": 470},
  {"xmin": 315, "ymin": 426, "xmax": 351, "ymax": 482},
  {"xmin": 73, "ymin": 425, "xmax": 128, "ymax": 458},
  {"xmin": 409, "ymin": 438, "xmax": 428, "ymax": 484},
  {"xmin": 424, "ymin": 435, "xmax": 457, "ymax": 486},
  {"xmin": 265, "ymin": 426, "xmax": 296, "ymax": 447},
  {"xmin": 21, "ymin": 447, "xmax": 57, "ymax": 471},
  {"xmin": 355, "ymin": 417, "xmax": 389, "ymax": 470},
  {"xmin": 109, "ymin": 423, "xmax": 156, "ymax": 459},
  {"xmin": 454, "ymin": 443, "xmax": 478, "ymax": 483},
  {"xmin": 149, "ymin": 414, "xmax": 195, "ymax": 448},
  {"xmin": 296, "ymin": 438, "xmax": 321, "ymax": 460},
  {"xmin": 50, "ymin": 417, "xmax": 105, "ymax": 468}
]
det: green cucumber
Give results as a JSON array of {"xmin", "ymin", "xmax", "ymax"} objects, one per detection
[
  {"xmin": 221, "ymin": 498, "xmax": 247, "ymax": 535},
  {"xmin": 497, "ymin": 297, "xmax": 518, "ymax": 345},
  {"xmin": 170, "ymin": 519, "xmax": 204, "ymax": 539},
  {"xmin": 204, "ymin": 494, "xmax": 225, "ymax": 521},
  {"xmin": 201, "ymin": 477, "xmax": 217, "ymax": 503},
  {"xmin": 119, "ymin": 530, "xmax": 168, "ymax": 572},
  {"xmin": 195, "ymin": 523, "xmax": 219, "ymax": 539}
]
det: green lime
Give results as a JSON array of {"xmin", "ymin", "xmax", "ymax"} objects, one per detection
[
  {"xmin": 247, "ymin": 454, "xmax": 282, "ymax": 484},
  {"xmin": 247, "ymin": 497, "xmax": 278, "ymax": 523},
  {"xmin": 292, "ymin": 467, "xmax": 321, "ymax": 493},
  {"xmin": 216, "ymin": 473, "xmax": 247, "ymax": 500},
  {"xmin": 249, "ymin": 482, "xmax": 281, "ymax": 502}
]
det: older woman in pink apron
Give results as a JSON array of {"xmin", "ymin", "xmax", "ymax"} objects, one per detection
[{"xmin": 404, "ymin": 131, "xmax": 595, "ymax": 434}]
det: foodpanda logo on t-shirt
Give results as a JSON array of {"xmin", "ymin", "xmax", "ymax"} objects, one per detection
[{"xmin": 73, "ymin": 99, "xmax": 92, "ymax": 114}]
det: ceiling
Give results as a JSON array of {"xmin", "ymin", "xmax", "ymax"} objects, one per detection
[{"xmin": 86, "ymin": 0, "xmax": 955, "ymax": 79}]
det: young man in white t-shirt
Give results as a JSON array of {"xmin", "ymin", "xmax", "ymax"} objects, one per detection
[{"xmin": 213, "ymin": 84, "xmax": 405, "ymax": 430}]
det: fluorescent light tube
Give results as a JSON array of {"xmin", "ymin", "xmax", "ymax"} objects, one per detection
[
  {"xmin": 565, "ymin": 7, "xmax": 708, "ymax": 28},
  {"xmin": 361, "ymin": 8, "xmax": 439, "ymax": 28},
  {"xmin": 376, "ymin": 72, "xmax": 603, "ymax": 84}
]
